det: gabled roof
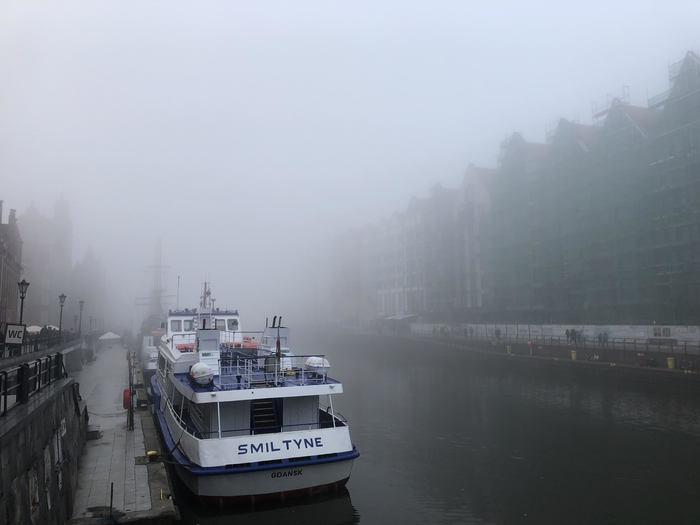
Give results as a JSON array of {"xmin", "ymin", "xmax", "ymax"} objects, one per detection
[
  {"xmin": 500, "ymin": 132, "xmax": 551, "ymax": 172},
  {"xmin": 464, "ymin": 163, "xmax": 497, "ymax": 179},
  {"xmin": 552, "ymin": 119, "xmax": 599, "ymax": 152},
  {"xmin": 603, "ymin": 99, "xmax": 659, "ymax": 137},
  {"xmin": 668, "ymin": 50, "xmax": 700, "ymax": 99},
  {"xmin": 462, "ymin": 163, "xmax": 496, "ymax": 192}
]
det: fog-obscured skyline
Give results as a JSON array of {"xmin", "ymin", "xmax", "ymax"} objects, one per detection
[{"xmin": 2, "ymin": 1, "xmax": 699, "ymax": 328}]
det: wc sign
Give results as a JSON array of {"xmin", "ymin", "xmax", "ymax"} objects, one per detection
[{"xmin": 4, "ymin": 324, "xmax": 26, "ymax": 345}]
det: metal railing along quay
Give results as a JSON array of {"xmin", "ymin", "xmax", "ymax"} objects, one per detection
[
  {"xmin": 420, "ymin": 332, "xmax": 700, "ymax": 372},
  {"xmin": 0, "ymin": 353, "xmax": 66, "ymax": 417},
  {"xmin": 0, "ymin": 331, "xmax": 79, "ymax": 360}
]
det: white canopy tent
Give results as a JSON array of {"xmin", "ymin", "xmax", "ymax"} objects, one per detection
[
  {"xmin": 98, "ymin": 331, "xmax": 121, "ymax": 341},
  {"xmin": 97, "ymin": 331, "xmax": 122, "ymax": 350}
]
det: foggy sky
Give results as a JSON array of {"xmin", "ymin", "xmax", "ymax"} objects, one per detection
[{"xmin": 1, "ymin": 1, "xmax": 699, "ymax": 329}]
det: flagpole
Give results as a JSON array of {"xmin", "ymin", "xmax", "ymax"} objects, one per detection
[{"xmin": 276, "ymin": 323, "xmax": 281, "ymax": 385}]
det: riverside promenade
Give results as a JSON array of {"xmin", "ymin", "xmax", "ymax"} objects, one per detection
[
  {"xmin": 68, "ymin": 342, "xmax": 177, "ymax": 524},
  {"xmin": 393, "ymin": 330, "xmax": 700, "ymax": 393}
]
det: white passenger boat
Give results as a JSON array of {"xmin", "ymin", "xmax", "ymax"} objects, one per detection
[{"xmin": 151, "ymin": 290, "xmax": 358, "ymax": 503}]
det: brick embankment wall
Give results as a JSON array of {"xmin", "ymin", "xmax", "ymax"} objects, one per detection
[{"xmin": 0, "ymin": 378, "xmax": 88, "ymax": 525}]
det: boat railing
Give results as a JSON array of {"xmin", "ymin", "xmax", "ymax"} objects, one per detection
[
  {"xmin": 220, "ymin": 330, "xmax": 263, "ymax": 345},
  {"xmin": 164, "ymin": 393, "xmax": 207, "ymax": 439},
  {"xmin": 193, "ymin": 411, "xmax": 348, "ymax": 439},
  {"xmin": 218, "ymin": 351, "xmax": 331, "ymax": 389},
  {"xmin": 320, "ymin": 404, "xmax": 348, "ymax": 425},
  {"xmin": 168, "ymin": 330, "xmax": 263, "ymax": 352}
]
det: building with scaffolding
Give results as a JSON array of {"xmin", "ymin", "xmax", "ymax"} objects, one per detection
[
  {"xmin": 641, "ymin": 51, "xmax": 700, "ymax": 323},
  {"xmin": 485, "ymin": 51, "xmax": 700, "ymax": 324}
]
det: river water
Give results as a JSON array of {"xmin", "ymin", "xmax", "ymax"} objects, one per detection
[{"xmin": 179, "ymin": 331, "xmax": 700, "ymax": 524}]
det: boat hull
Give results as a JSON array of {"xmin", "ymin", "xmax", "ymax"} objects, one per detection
[{"xmin": 175, "ymin": 458, "xmax": 355, "ymax": 499}]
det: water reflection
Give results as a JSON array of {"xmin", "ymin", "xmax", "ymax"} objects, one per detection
[{"xmin": 176, "ymin": 482, "xmax": 359, "ymax": 525}]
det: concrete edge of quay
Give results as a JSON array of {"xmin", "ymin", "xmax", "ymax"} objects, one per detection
[
  {"xmin": 118, "ymin": 363, "xmax": 180, "ymax": 525},
  {"xmin": 138, "ymin": 404, "xmax": 181, "ymax": 524}
]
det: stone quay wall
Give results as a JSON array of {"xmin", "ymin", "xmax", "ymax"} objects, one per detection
[{"xmin": 0, "ymin": 378, "xmax": 88, "ymax": 525}]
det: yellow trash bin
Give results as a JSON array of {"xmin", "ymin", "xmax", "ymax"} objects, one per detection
[
  {"xmin": 570, "ymin": 349, "xmax": 577, "ymax": 361},
  {"xmin": 667, "ymin": 356, "xmax": 675, "ymax": 369}
]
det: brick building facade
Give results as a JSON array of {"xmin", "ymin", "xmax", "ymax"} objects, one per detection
[{"xmin": 0, "ymin": 202, "xmax": 23, "ymax": 332}]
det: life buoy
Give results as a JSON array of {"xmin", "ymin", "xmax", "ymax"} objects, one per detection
[{"xmin": 123, "ymin": 388, "xmax": 130, "ymax": 409}]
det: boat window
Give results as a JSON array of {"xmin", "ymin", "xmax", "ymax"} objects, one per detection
[
  {"xmin": 183, "ymin": 319, "xmax": 194, "ymax": 331},
  {"xmin": 227, "ymin": 319, "xmax": 239, "ymax": 331},
  {"xmin": 215, "ymin": 319, "xmax": 226, "ymax": 331},
  {"xmin": 171, "ymin": 320, "xmax": 182, "ymax": 332}
]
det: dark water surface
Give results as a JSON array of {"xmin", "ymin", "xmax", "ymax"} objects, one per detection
[{"xmin": 179, "ymin": 331, "xmax": 700, "ymax": 524}]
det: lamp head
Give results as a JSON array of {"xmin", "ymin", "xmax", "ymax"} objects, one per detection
[{"xmin": 18, "ymin": 279, "xmax": 29, "ymax": 298}]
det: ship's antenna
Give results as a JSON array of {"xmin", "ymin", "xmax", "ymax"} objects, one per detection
[
  {"xmin": 276, "ymin": 321, "xmax": 281, "ymax": 359},
  {"xmin": 275, "ymin": 321, "xmax": 282, "ymax": 384},
  {"xmin": 210, "ymin": 296, "xmax": 215, "ymax": 327},
  {"xmin": 176, "ymin": 275, "xmax": 180, "ymax": 310}
]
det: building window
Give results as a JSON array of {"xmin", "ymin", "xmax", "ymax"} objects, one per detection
[{"xmin": 227, "ymin": 319, "xmax": 239, "ymax": 331}]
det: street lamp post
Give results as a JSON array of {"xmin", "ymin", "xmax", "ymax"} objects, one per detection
[
  {"xmin": 58, "ymin": 293, "xmax": 67, "ymax": 335},
  {"xmin": 78, "ymin": 300, "xmax": 84, "ymax": 335},
  {"xmin": 17, "ymin": 279, "xmax": 29, "ymax": 324}
]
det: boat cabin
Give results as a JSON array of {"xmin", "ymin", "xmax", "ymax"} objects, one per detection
[{"xmin": 166, "ymin": 307, "xmax": 242, "ymax": 352}]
